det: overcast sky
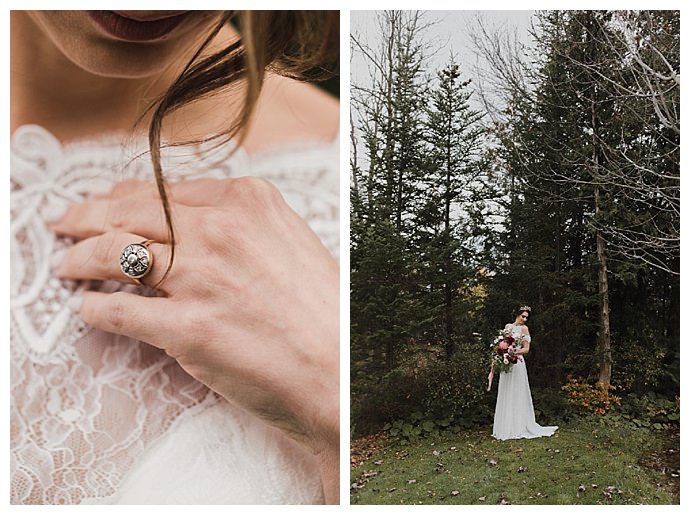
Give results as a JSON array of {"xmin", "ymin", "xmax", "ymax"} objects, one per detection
[{"xmin": 351, "ymin": 10, "xmax": 536, "ymax": 111}]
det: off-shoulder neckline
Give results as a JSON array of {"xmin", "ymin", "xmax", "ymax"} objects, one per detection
[{"xmin": 10, "ymin": 124, "xmax": 338, "ymax": 160}]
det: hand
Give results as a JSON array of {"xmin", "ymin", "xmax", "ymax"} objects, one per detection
[{"xmin": 52, "ymin": 177, "xmax": 340, "ymax": 503}]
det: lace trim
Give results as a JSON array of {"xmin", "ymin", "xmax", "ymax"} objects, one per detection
[{"xmin": 10, "ymin": 124, "xmax": 337, "ymax": 504}]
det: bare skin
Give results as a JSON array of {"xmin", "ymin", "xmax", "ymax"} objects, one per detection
[
  {"xmin": 11, "ymin": 10, "xmax": 339, "ymax": 504},
  {"xmin": 509, "ymin": 311, "xmax": 531, "ymax": 356}
]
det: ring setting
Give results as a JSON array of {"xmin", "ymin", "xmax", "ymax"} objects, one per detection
[{"xmin": 120, "ymin": 240, "xmax": 154, "ymax": 282}]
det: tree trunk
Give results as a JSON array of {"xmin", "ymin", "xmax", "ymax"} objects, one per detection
[
  {"xmin": 443, "ymin": 127, "xmax": 454, "ymax": 358},
  {"xmin": 385, "ymin": 340, "xmax": 395, "ymax": 371},
  {"xmin": 595, "ymin": 185, "xmax": 612, "ymax": 386},
  {"xmin": 587, "ymin": 13, "xmax": 612, "ymax": 387}
]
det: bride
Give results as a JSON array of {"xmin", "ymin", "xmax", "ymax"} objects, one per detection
[
  {"xmin": 11, "ymin": 10, "xmax": 339, "ymax": 504},
  {"xmin": 491, "ymin": 306, "xmax": 558, "ymax": 441}
]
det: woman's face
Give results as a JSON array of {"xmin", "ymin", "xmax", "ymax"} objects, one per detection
[
  {"xmin": 26, "ymin": 11, "xmax": 222, "ymax": 79},
  {"xmin": 516, "ymin": 311, "xmax": 529, "ymax": 324}
]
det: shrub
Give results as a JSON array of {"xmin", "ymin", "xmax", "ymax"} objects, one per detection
[
  {"xmin": 561, "ymin": 375, "xmax": 621, "ymax": 415},
  {"xmin": 615, "ymin": 392, "xmax": 680, "ymax": 430},
  {"xmin": 422, "ymin": 346, "xmax": 488, "ymax": 421},
  {"xmin": 351, "ymin": 367, "xmax": 428, "ymax": 437},
  {"xmin": 612, "ymin": 337, "xmax": 667, "ymax": 393}
]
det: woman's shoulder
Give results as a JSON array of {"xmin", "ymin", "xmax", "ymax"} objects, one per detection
[
  {"xmin": 168, "ymin": 72, "xmax": 338, "ymax": 155},
  {"xmin": 240, "ymin": 74, "xmax": 339, "ymax": 154}
]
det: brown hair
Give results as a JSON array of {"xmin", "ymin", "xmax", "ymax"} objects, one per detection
[
  {"xmin": 512, "ymin": 306, "xmax": 532, "ymax": 322},
  {"xmin": 146, "ymin": 10, "xmax": 339, "ymax": 285}
]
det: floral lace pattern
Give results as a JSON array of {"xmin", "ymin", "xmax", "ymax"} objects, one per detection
[{"xmin": 10, "ymin": 125, "xmax": 338, "ymax": 504}]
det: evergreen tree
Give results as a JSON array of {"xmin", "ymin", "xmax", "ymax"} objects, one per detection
[
  {"xmin": 418, "ymin": 59, "xmax": 485, "ymax": 357},
  {"xmin": 351, "ymin": 11, "xmax": 430, "ymax": 374}
]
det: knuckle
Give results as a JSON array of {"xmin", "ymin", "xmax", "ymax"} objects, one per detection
[
  {"xmin": 93, "ymin": 232, "xmax": 120, "ymax": 269},
  {"xmin": 228, "ymin": 177, "xmax": 282, "ymax": 205},
  {"xmin": 61, "ymin": 203, "xmax": 92, "ymax": 236},
  {"xmin": 105, "ymin": 292, "xmax": 130, "ymax": 332},
  {"xmin": 107, "ymin": 200, "xmax": 130, "ymax": 231}
]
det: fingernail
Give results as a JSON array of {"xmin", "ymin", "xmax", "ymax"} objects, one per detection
[{"xmin": 67, "ymin": 296, "xmax": 83, "ymax": 314}]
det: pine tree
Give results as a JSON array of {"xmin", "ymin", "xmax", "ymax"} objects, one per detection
[
  {"xmin": 417, "ymin": 59, "xmax": 485, "ymax": 358},
  {"xmin": 351, "ymin": 11, "xmax": 430, "ymax": 373}
]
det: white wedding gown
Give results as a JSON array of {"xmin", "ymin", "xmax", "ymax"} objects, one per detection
[
  {"xmin": 10, "ymin": 124, "xmax": 339, "ymax": 504},
  {"xmin": 492, "ymin": 324, "xmax": 558, "ymax": 441}
]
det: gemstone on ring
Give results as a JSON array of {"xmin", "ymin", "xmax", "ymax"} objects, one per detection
[{"xmin": 120, "ymin": 241, "xmax": 153, "ymax": 280}]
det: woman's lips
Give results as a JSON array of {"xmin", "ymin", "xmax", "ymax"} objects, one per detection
[{"xmin": 87, "ymin": 11, "xmax": 190, "ymax": 42}]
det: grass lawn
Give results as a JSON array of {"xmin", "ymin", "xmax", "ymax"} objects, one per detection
[{"xmin": 350, "ymin": 416, "xmax": 678, "ymax": 505}]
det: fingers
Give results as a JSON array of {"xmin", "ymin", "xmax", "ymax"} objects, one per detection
[
  {"xmin": 105, "ymin": 179, "xmax": 157, "ymax": 200},
  {"xmin": 54, "ymin": 179, "xmax": 240, "ymax": 241},
  {"xmin": 56, "ymin": 232, "xmax": 174, "ymax": 291},
  {"xmin": 106, "ymin": 178, "xmax": 254, "ymax": 207},
  {"xmin": 51, "ymin": 197, "xmax": 173, "ymax": 242},
  {"xmin": 55, "ymin": 178, "xmax": 284, "ymax": 243},
  {"xmin": 77, "ymin": 290, "xmax": 174, "ymax": 349}
]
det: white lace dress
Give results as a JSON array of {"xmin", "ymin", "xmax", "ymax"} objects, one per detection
[
  {"xmin": 10, "ymin": 124, "xmax": 339, "ymax": 504},
  {"xmin": 492, "ymin": 324, "xmax": 558, "ymax": 441}
]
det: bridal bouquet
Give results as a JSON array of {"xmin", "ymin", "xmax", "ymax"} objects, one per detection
[
  {"xmin": 490, "ymin": 329, "xmax": 525, "ymax": 374},
  {"xmin": 487, "ymin": 329, "xmax": 526, "ymax": 390}
]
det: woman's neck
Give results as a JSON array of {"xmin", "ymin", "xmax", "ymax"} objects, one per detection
[
  {"xmin": 10, "ymin": 11, "xmax": 230, "ymax": 143},
  {"xmin": 12, "ymin": 14, "xmax": 151, "ymax": 140}
]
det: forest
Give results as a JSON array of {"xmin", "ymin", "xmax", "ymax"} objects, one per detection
[{"xmin": 350, "ymin": 9, "xmax": 679, "ymax": 448}]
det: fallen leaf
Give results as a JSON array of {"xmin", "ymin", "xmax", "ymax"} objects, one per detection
[
  {"xmin": 478, "ymin": 496, "xmax": 486, "ymax": 502},
  {"xmin": 388, "ymin": 488, "xmax": 396, "ymax": 493},
  {"xmin": 451, "ymin": 491, "xmax": 459, "ymax": 496},
  {"xmin": 592, "ymin": 484, "xmax": 598, "ymax": 489},
  {"xmin": 374, "ymin": 460, "xmax": 383, "ymax": 465},
  {"xmin": 488, "ymin": 459, "xmax": 498, "ymax": 466},
  {"xmin": 517, "ymin": 466, "xmax": 526, "ymax": 473},
  {"xmin": 432, "ymin": 450, "xmax": 441, "ymax": 457},
  {"xmin": 578, "ymin": 484, "xmax": 586, "ymax": 493},
  {"xmin": 407, "ymin": 479, "xmax": 417, "ymax": 484}
]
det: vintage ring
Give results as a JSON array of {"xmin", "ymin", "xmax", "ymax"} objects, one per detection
[{"xmin": 120, "ymin": 239, "xmax": 155, "ymax": 283}]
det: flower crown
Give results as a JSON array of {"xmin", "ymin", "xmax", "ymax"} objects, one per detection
[{"xmin": 519, "ymin": 305, "xmax": 532, "ymax": 312}]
